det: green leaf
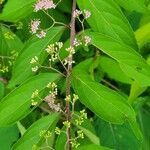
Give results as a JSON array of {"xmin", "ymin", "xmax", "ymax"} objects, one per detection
[
  {"xmin": 128, "ymin": 81, "xmax": 147, "ymax": 104},
  {"xmin": 0, "ymin": 26, "xmax": 23, "ymax": 55},
  {"xmin": 8, "ymin": 26, "xmax": 64, "ymax": 88},
  {"xmin": 77, "ymin": 144, "xmax": 112, "ymax": 150},
  {"xmin": 72, "ymin": 59, "xmax": 135, "ymax": 124},
  {"xmin": 89, "ymin": 31, "xmax": 150, "ymax": 87},
  {"xmin": 12, "ymin": 113, "xmax": 60, "ymax": 149},
  {"xmin": 55, "ymin": 127, "xmax": 67, "ymax": 150},
  {"xmin": 94, "ymin": 117, "xmax": 141, "ymax": 150},
  {"xmin": 99, "ymin": 56, "xmax": 132, "ymax": 84},
  {"xmin": 135, "ymin": 22, "xmax": 150, "ymax": 48},
  {"xmin": 77, "ymin": 0, "xmax": 138, "ymax": 50},
  {"xmin": 0, "ymin": 73, "xmax": 60, "ymax": 127},
  {"xmin": 0, "ymin": 81, "xmax": 5, "ymax": 99},
  {"xmin": 139, "ymin": 4, "xmax": 150, "ymax": 26},
  {"xmin": 55, "ymin": 0, "xmax": 71, "ymax": 13},
  {"xmin": 0, "ymin": 0, "xmax": 36, "ymax": 22},
  {"xmin": 138, "ymin": 104, "xmax": 150, "ymax": 150},
  {"xmin": 17, "ymin": 122, "xmax": 26, "ymax": 136},
  {"xmin": 0, "ymin": 125, "xmax": 19, "ymax": 150},
  {"xmin": 77, "ymin": 125, "xmax": 100, "ymax": 145},
  {"xmin": 115, "ymin": 0, "xmax": 148, "ymax": 13},
  {"xmin": 72, "ymin": 59, "xmax": 142, "ymax": 140}
]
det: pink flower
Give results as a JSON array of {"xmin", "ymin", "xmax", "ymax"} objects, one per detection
[
  {"xmin": 43, "ymin": 0, "xmax": 56, "ymax": 10},
  {"xmin": 73, "ymin": 9, "xmax": 82, "ymax": 18},
  {"xmin": 84, "ymin": 10, "xmax": 91, "ymax": 19},
  {"xmin": 34, "ymin": 0, "xmax": 56, "ymax": 12},
  {"xmin": 36, "ymin": 30, "xmax": 46, "ymax": 38},
  {"xmin": 34, "ymin": 0, "xmax": 43, "ymax": 12},
  {"xmin": 30, "ymin": 19, "xmax": 41, "ymax": 34}
]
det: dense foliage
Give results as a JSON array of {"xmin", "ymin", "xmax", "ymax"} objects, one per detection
[{"xmin": 0, "ymin": 0, "xmax": 150, "ymax": 150}]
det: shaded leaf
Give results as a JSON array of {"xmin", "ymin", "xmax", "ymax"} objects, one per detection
[
  {"xmin": 0, "ymin": 125, "xmax": 19, "ymax": 150},
  {"xmin": 94, "ymin": 117, "xmax": 141, "ymax": 150},
  {"xmin": 138, "ymin": 102, "xmax": 150, "ymax": 150},
  {"xmin": 99, "ymin": 56, "xmax": 132, "ymax": 84}
]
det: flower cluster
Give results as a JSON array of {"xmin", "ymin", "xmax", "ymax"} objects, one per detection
[
  {"xmin": 84, "ymin": 10, "xmax": 91, "ymax": 19},
  {"xmin": 55, "ymin": 127, "xmax": 61, "ymax": 135},
  {"xmin": 73, "ymin": 9, "xmax": 82, "ymax": 18},
  {"xmin": 45, "ymin": 42, "xmax": 63, "ymax": 62},
  {"xmin": 31, "ymin": 89, "xmax": 39, "ymax": 106},
  {"xmin": 30, "ymin": 19, "xmax": 46, "ymax": 38},
  {"xmin": 30, "ymin": 19, "xmax": 40, "ymax": 34},
  {"xmin": 30, "ymin": 56, "xmax": 39, "ymax": 72},
  {"xmin": 70, "ymin": 130, "xmax": 84, "ymax": 148},
  {"xmin": 72, "ymin": 9, "xmax": 92, "ymax": 48},
  {"xmin": 73, "ymin": 9, "xmax": 91, "ymax": 19},
  {"xmin": 84, "ymin": 35, "xmax": 91, "ymax": 46},
  {"xmin": 63, "ymin": 120, "xmax": 71, "ymax": 128},
  {"xmin": 73, "ymin": 38, "xmax": 82, "ymax": 47},
  {"xmin": 73, "ymin": 36, "xmax": 91, "ymax": 47},
  {"xmin": 4, "ymin": 32, "xmax": 15, "ymax": 39},
  {"xmin": 44, "ymin": 82, "xmax": 62, "ymax": 112},
  {"xmin": 15, "ymin": 22, "xmax": 23, "ymax": 30},
  {"xmin": 75, "ymin": 109, "xmax": 87, "ymax": 125},
  {"xmin": 65, "ymin": 94, "xmax": 79, "ymax": 103},
  {"xmin": 0, "ymin": 50, "xmax": 18, "ymax": 73},
  {"xmin": 0, "ymin": 65, "xmax": 8, "ymax": 73},
  {"xmin": 0, "ymin": 0, "xmax": 4, "ymax": 4},
  {"xmin": 34, "ymin": 0, "xmax": 56, "ymax": 12},
  {"xmin": 63, "ymin": 46, "xmax": 75, "ymax": 66},
  {"xmin": 39, "ymin": 130, "xmax": 52, "ymax": 139}
]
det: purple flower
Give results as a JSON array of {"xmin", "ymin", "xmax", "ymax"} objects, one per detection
[
  {"xmin": 30, "ymin": 19, "xmax": 41, "ymax": 34},
  {"xmin": 36, "ymin": 30, "xmax": 46, "ymax": 38},
  {"xmin": 34, "ymin": 0, "xmax": 56, "ymax": 12}
]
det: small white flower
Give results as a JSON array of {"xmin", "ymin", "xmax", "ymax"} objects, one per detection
[
  {"xmin": 83, "ymin": 10, "xmax": 91, "ymax": 19},
  {"xmin": 84, "ymin": 35, "xmax": 91, "ymax": 46},
  {"xmin": 45, "ymin": 44, "xmax": 55, "ymax": 53},
  {"xmin": 73, "ymin": 38, "xmax": 82, "ymax": 47},
  {"xmin": 73, "ymin": 94, "xmax": 79, "ymax": 102},
  {"xmin": 45, "ymin": 42, "xmax": 63, "ymax": 62},
  {"xmin": 63, "ymin": 58, "xmax": 75, "ymax": 66},
  {"xmin": 32, "ymin": 66, "xmax": 39, "ymax": 72},
  {"xmin": 34, "ymin": 0, "xmax": 56, "ymax": 12},
  {"xmin": 56, "ymin": 42, "xmax": 63, "ymax": 49},
  {"xmin": 31, "ymin": 99, "xmax": 38, "ymax": 106},
  {"xmin": 36, "ymin": 30, "xmax": 46, "ymax": 38},
  {"xmin": 66, "ymin": 46, "xmax": 75, "ymax": 55},
  {"xmin": 30, "ymin": 56, "xmax": 38, "ymax": 64},
  {"xmin": 73, "ymin": 9, "xmax": 82, "ymax": 18},
  {"xmin": 30, "ymin": 19, "xmax": 41, "ymax": 34},
  {"xmin": 31, "ymin": 89, "xmax": 39, "ymax": 98}
]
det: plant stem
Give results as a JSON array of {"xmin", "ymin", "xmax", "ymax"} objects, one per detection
[
  {"xmin": 39, "ymin": 65, "xmax": 66, "ymax": 77},
  {"xmin": 65, "ymin": 0, "xmax": 76, "ymax": 149}
]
